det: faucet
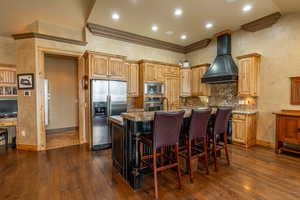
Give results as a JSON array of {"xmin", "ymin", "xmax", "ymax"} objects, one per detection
[{"xmin": 162, "ymin": 97, "xmax": 169, "ymax": 111}]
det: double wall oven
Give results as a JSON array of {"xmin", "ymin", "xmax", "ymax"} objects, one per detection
[{"xmin": 144, "ymin": 82, "xmax": 164, "ymax": 111}]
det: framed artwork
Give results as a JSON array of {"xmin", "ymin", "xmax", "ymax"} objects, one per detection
[
  {"xmin": 17, "ymin": 73, "xmax": 34, "ymax": 89},
  {"xmin": 290, "ymin": 77, "xmax": 300, "ymax": 105}
]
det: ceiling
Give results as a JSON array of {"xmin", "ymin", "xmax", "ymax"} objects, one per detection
[
  {"xmin": 0, "ymin": 0, "xmax": 94, "ymax": 36},
  {"xmin": 88, "ymin": 0, "xmax": 300, "ymax": 45},
  {"xmin": 0, "ymin": 0, "xmax": 299, "ymax": 46}
]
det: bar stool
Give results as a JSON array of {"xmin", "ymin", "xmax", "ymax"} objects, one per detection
[
  {"xmin": 139, "ymin": 111, "xmax": 185, "ymax": 200},
  {"xmin": 209, "ymin": 107, "xmax": 232, "ymax": 171},
  {"xmin": 181, "ymin": 109, "xmax": 211, "ymax": 182},
  {"xmin": 0, "ymin": 128, "xmax": 8, "ymax": 148}
]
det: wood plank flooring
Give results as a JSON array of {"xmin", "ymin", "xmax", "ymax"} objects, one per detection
[
  {"xmin": 0, "ymin": 144, "xmax": 299, "ymax": 200},
  {"xmin": 46, "ymin": 130, "xmax": 80, "ymax": 150}
]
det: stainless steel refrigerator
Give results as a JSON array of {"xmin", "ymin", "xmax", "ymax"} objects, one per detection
[{"xmin": 91, "ymin": 80, "xmax": 127, "ymax": 150}]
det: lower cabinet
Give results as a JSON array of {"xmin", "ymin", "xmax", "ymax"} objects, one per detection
[{"xmin": 232, "ymin": 113, "xmax": 257, "ymax": 148}]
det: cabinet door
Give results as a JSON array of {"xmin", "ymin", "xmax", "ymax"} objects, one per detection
[
  {"xmin": 91, "ymin": 55, "xmax": 109, "ymax": 78},
  {"xmin": 191, "ymin": 68, "xmax": 200, "ymax": 96},
  {"xmin": 165, "ymin": 76, "xmax": 180, "ymax": 110},
  {"xmin": 198, "ymin": 67, "xmax": 210, "ymax": 96},
  {"xmin": 128, "ymin": 63, "xmax": 139, "ymax": 97},
  {"xmin": 180, "ymin": 68, "xmax": 191, "ymax": 97},
  {"xmin": 232, "ymin": 119, "xmax": 246, "ymax": 143},
  {"xmin": 109, "ymin": 57, "xmax": 125, "ymax": 80},
  {"xmin": 144, "ymin": 63, "xmax": 156, "ymax": 82},
  {"xmin": 238, "ymin": 58, "xmax": 252, "ymax": 96},
  {"xmin": 155, "ymin": 65, "xmax": 165, "ymax": 82},
  {"xmin": 279, "ymin": 116, "xmax": 300, "ymax": 144}
]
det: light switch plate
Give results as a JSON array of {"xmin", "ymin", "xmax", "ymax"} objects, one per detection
[{"xmin": 24, "ymin": 91, "xmax": 31, "ymax": 96}]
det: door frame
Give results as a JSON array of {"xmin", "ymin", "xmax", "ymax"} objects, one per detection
[{"xmin": 37, "ymin": 47, "xmax": 87, "ymax": 150}]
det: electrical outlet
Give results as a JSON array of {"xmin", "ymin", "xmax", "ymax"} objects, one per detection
[{"xmin": 21, "ymin": 130, "xmax": 26, "ymax": 137}]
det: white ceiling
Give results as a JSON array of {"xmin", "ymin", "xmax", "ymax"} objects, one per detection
[
  {"xmin": 0, "ymin": 0, "xmax": 299, "ymax": 45},
  {"xmin": 88, "ymin": 0, "xmax": 300, "ymax": 45},
  {"xmin": 0, "ymin": 0, "xmax": 94, "ymax": 36}
]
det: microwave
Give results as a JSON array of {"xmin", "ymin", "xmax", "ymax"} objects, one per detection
[{"xmin": 144, "ymin": 82, "xmax": 164, "ymax": 96}]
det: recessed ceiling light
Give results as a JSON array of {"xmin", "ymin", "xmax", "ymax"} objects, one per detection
[
  {"xmin": 243, "ymin": 4, "xmax": 252, "ymax": 12},
  {"xmin": 174, "ymin": 8, "xmax": 183, "ymax": 16},
  {"xmin": 165, "ymin": 31, "xmax": 174, "ymax": 35},
  {"xmin": 112, "ymin": 13, "xmax": 120, "ymax": 20},
  {"xmin": 180, "ymin": 34, "xmax": 187, "ymax": 40},
  {"xmin": 205, "ymin": 23, "xmax": 213, "ymax": 29},
  {"xmin": 151, "ymin": 25, "xmax": 158, "ymax": 32}
]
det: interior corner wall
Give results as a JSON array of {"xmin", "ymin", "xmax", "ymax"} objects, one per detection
[
  {"xmin": 186, "ymin": 12, "xmax": 300, "ymax": 144},
  {"xmin": 0, "ymin": 36, "xmax": 16, "ymax": 64},
  {"xmin": 85, "ymin": 28, "xmax": 185, "ymax": 63},
  {"xmin": 16, "ymin": 38, "xmax": 38, "ymax": 147}
]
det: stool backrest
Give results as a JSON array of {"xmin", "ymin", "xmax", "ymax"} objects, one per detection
[
  {"xmin": 153, "ymin": 111, "xmax": 185, "ymax": 148},
  {"xmin": 188, "ymin": 109, "xmax": 211, "ymax": 140},
  {"xmin": 214, "ymin": 107, "xmax": 232, "ymax": 135}
]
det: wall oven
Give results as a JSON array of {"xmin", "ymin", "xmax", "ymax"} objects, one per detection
[
  {"xmin": 144, "ymin": 82, "xmax": 164, "ymax": 96},
  {"xmin": 144, "ymin": 97, "xmax": 164, "ymax": 111}
]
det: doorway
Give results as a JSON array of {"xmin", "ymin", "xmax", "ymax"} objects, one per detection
[{"xmin": 44, "ymin": 54, "xmax": 80, "ymax": 150}]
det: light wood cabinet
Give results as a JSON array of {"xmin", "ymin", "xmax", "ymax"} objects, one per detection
[
  {"xmin": 127, "ymin": 62, "xmax": 139, "ymax": 97},
  {"xmin": 0, "ymin": 65, "xmax": 17, "ymax": 97},
  {"xmin": 91, "ymin": 54, "xmax": 109, "ymax": 79},
  {"xmin": 165, "ymin": 75, "xmax": 180, "ymax": 110},
  {"xmin": 144, "ymin": 63, "xmax": 157, "ymax": 82},
  {"xmin": 86, "ymin": 51, "xmax": 127, "ymax": 81},
  {"xmin": 237, "ymin": 53, "xmax": 261, "ymax": 97},
  {"xmin": 180, "ymin": 68, "xmax": 192, "ymax": 97},
  {"xmin": 232, "ymin": 113, "xmax": 257, "ymax": 148},
  {"xmin": 109, "ymin": 57, "xmax": 127, "ymax": 80},
  {"xmin": 191, "ymin": 64, "xmax": 210, "ymax": 96}
]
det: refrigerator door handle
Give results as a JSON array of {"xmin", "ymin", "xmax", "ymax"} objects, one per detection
[{"xmin": 107, "ymin": 95, "xmax": 111, "ymax": 116}]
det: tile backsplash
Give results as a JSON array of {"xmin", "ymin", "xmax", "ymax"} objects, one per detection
[{"xmin": 181, "ymin": 82, "xmax": 257, "ymax": 109}]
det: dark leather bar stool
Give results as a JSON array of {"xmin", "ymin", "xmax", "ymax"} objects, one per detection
[
  {"xmin": 181, "ymin": 109, "xmax": 211, "ymax": 183},
  {"xmin": 209, "ymin": 107, "xmax": 232, "ymax": 171},
  {"xmin": 0, "ymin": 128, "xmax": 8, "ymax": 148},
  {"xmin": 139, "ymin": 111, "xmax": 185, "ymax": 200}
]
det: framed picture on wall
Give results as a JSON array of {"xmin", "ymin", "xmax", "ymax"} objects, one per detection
[{"xmin": 17, "ymin": 73, "xmax": 34, "ymax": 89}]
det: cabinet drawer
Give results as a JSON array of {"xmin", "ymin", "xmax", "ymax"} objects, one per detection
[{"xmin": 233, "ymin": 114, "xmax": 246, "ymax": 120}]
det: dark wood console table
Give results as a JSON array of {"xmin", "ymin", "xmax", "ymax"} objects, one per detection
[{"xmin": 273, "ymin": 110, "xmax": 300, "ymax": 154}]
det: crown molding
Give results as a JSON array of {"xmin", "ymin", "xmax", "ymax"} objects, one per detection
[
  {"xmin": 241, "ymin": 12, "xmax": 282, "ymax": 32},
  {"xmin": 87, "ymin": 23, "xmax": 211, "ymax": 54},
  {"xmin": 12, "ymin": 32, "xmax": 87, "ymax": 46}
]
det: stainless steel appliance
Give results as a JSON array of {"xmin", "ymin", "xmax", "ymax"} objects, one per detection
[
  {"xmin": 144, "ymin": 82, "xmax": 164, "ymax": 96},
  {"xmin": 144, "ymin": 97, "xmax": 164, "ymax": 111},
  {"xmin": 91, "ymin": 80, "xmax": 127, "ymax": 150}
]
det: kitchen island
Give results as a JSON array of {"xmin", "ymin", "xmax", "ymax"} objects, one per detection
[{"xmin": 108, "ymin": 108, "xmax": 256, "ymax": 190}]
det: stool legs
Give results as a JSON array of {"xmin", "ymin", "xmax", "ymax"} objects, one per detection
[
  {"xmin": 153, "ymin": 148, "xmax": 158, "ymax": 200},
  {"xmin": 175, "ymin": 144, "xmax": 182, "ymax": 188},
  {"xmin": 224, "ymin": 132, "xmax": 230, "ymax": 165}
]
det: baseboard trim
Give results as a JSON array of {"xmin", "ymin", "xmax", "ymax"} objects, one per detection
[
  {"xmin": 17, "ymin": 144, "xmax": 39, "ymax": 151},
  {"xmin": 46, "ymin": 127, "xmax": 79, "ymax": 134},
  {"xmin": 256, "ymin": 140, "xmax": 275, "ymax": 148}
]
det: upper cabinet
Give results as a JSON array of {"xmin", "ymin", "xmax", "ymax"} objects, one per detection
[
  {"xmin": 143, "ymin": 63, "xmax": 167, "ymax": 82},
  {"xmin": 91, "ymin": 54, "xmax": 109, "ymax": 79},
  {"xmin": 86, "ymin": 51, "xmax": 128, "ymax": 81},
  {"xmin": 180, "ymin": 68, "xmax": 192, "ymax": 97},
  {"xmin": 237, "ymin": 53, "xmax": 261, "ymax": 97},
  {"xmin": 0, "ymin": 65, "xmax": 17, "ymax": 97},
  {"xmin": 127, "ymin": 61, "xmax": 139, "ymax": 97},
  {"xmin": 190, "ymin": 64, "xmax": 211, "ymax": 97}
]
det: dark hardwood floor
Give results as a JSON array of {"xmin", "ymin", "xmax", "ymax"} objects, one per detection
[{"xmin": 0, "ymin": 144, "xmax": 299, "ymax": 200}]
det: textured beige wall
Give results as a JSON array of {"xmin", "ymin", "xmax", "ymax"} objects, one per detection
[
  {"xmin": 85, "ymin": 28, "xmax": 185, "ymax": 63},
  {"xmin": 186, "ymin": 12, "xmax": 300, "ymax": 143},
  {"xmin": 45, "ymin": 56, "xmax": 78, "ymax": 130},
  {"xmin": 0, "ymin": 36, "xmax": 16, "ymax": 64}
]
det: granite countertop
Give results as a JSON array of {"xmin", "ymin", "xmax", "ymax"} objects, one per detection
[
  {"xmin": 121, "ymin": 107, "xmax": 258, "ymax": 122},
  {"xmin": 108, "ymin": 115, "xmax": 124, "ymax": 126}
]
